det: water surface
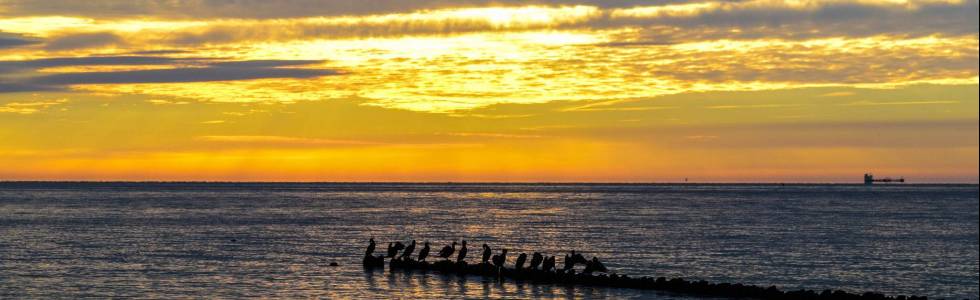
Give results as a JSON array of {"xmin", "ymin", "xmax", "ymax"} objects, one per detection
[{"xmin": 0, "ymin": 183, "xmax": 977, "ymax": 299}]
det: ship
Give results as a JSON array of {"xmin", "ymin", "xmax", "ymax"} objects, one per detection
[{"xmin": 863, "ymin": 173, "xmax": 905, "ymax": 185}]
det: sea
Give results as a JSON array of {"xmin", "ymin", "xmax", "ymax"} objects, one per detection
[{"xmin": 0, "ymin": 183, "xmax": 977, "ymax": 299}]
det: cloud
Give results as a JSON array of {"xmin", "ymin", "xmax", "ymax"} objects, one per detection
[
  {"xmin": 0, "ymin": 2, "xmax": 974, "ymax": 111},
  {"xmin": 611, "ymin": 0, "xmax": 979, "ymax": 42},
  {"xmin": 0, "ymin": 82, "xmax": 61, "ymax": 93},
  {"xmin": 11, "ymin": 1, "xmax": 973, "ymax": 47},
  {"xmin": 563, "ymin": 119, "xmax": 980, "ymax": 148},
  {"xmin": 159, "ymin": 6, "xmax": 601, "ymax": 45},
  {"xmin": 195, "ymin": 135, "xmax": 379, "ymax": 147},
  {"xmin": 0, "ymin": 0, "xmax": 677, "ymax": 19},
  {"xmin": 0, "ymin": 98, "xmax": 67, "ymax": 114},
  {"xmin": 208, "ymin": 60, "xmax": 326, "ymax": 68},
  {"xmin": 442, "ymin": 132, "xmax": 544, "ymax": 139},
  {"xmin": 841, "ymin": 100, "xmax": 961, "ymax": 106},
  {"xmin": 0, "ymin": 31, "xmax": 40, "ymax": 49},
  {"xmin": 43, "ymin": 32, "xmax": 124, "ymax": 50},
  {"xmin": 127, "ymin": 49, "xmax": 193, "ymax": 55},
  {"xmin": 0, "ymin": 56, "xmax": 341, "ymax": 92},
  {"xmin": 0, "ymin": 55, "xmax": 193, "ymax": 72},
  {"xmin": 29, "ymin": 66, "xmax": 338, "ymax": 85},
  {"xmin": 705, "ymin": 104, "xmax": 803, "ymax": 110}
]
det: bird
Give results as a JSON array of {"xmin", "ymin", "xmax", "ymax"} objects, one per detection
[
  {"xmin": 528, "ymin": 252, "xmax": 543, "ymax": 270},
  {"xmin": 387, "ymin": 241, "xmax": 405, "ymax": 258},
  {"xmin": 400, "ymin": 240, "xmax": 416, "ymax": 261},
  {"xmin": 564, "ymin": 250, "xmax": 587, "ymax": 270},
  {"xmin": 584, "ymin": 256, "xmax": 608, "ymax": 274},
  {"xmin": 542, "ymin": 256, "xmax": 556, "ymax": 272},
  {"xmin": 571, "ymin": 251, "xmax": 587, "ymax": 265},
  {"xmin": 418, "ymin": 241, "xmax": 431, "ymax": 262},
  {"xmin": 456, "ymin": 240, "xmax": 468, "ymax": 263},
  {"xmin": 481, "ymin": 244, "xmax": 492, "ymax": 264},
  {"xmin": 365, "ymin": 238, "xmax": 376, "ymax": 257},
  {"xmin": 515, "ymin": 253, "xmax": 527, "ymax": 270},
  {"xmin": 437, "ymin": 241, "xmax": 457, "ymax": 260},
  {"xmin": 491, "ymin": 249, "xmax": 508, "ymax": 268}
]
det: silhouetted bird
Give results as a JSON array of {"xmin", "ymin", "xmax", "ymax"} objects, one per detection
[
  {"xmin": 542, "ymin": 256, "xmax": 556, "ymax": 272},
  {"xmin": 437, "ymin": 241, "xmax": 457, "ymax": 260},
  {"xmin": 571, "ymin": 251, "xmax": 587, "ymax": 265},
  {"xmin": 563, "ymin": 253, "xmax": 574, "ymax": 271},
  {"xmin": 491, "ymin": 249, "xmax": 508, "ymax": 268},
  {"xmin": 418, "ymin": 241, "xmax": 431, "ymax": 262},
  {"xmin": 564, "ymin": 250, "xmax": 588, "ymax": 270},
  {"xmin": 457, "ymin": 240, "xmax": 468, "ymax": 263},
  {"xmin": 515, "ymin": 253, "xmax": 527, "ymax": 270},
  {"xmin": 528, "ymin": 252, "xmax": 543, "ymax": 270},
  {"xmin": 387, "ymin": 241, "xmax": 405, "ymax": 258},
  {"xmin": 481, "ymin": 244, "xmax": 492, "ymax": 264},
  {"xmin": 584, "ymin": 256, "xmax": 608, "ymax": 274},
  {"xmin": 400, "ymin": 240, "xmax": 416, "ymax": 261},
  {"xmin": 365, "ymin": 238, "xmax": 376, "ymax": 257}
]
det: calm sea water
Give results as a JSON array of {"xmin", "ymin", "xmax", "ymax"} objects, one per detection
[{"xmin": 0, "ymin": 183, "xmax": 976, "ymax": 299}]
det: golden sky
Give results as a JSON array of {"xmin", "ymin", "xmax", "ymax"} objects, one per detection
[{"xmin": 0, "ymin": 0, "xmax": 977, "ymax": 182}]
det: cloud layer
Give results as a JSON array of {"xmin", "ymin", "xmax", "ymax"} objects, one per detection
[
  {"xmin": 0, "ymin": 31, "xmax": 38, "ymax": 48},
  {"xmin": 2, "ymin": 0, "xmax": 975, "ymax": 51},
  {"xmin": 0, "ymin": 56, "xmax": 340, "ymax": 93}
]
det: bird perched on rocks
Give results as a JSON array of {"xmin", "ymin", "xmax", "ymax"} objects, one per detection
[
  {"xmin": 387, "ymin": 242, "xmax": 405, "ymax": 258},
  {"xmin": 515, "ymin": 253, "xmax": 528, "ymax": 270},
  {"xmin": 481, "ymin": 244, "xmax": 492, "ymax": 264},
  {"xmin": 457, "ymin": 240, "xmax": 468, "ymax": 263},
  {"xmin": 529, "ymin": 252, "xmax": 543, "ymax": 270},
  {"xmin": 365, "ymin": 238, "xmax": 376, "ymax": 257},
  {"xmin": 399, "ymin": 240, "xmax": 416, "ymax": 261},
  {"xmin": 418, "ymin": 241, "xmax": 431, "ymax": 262},
  {"xmin": 584, "ymin": 256, "xmax": 608, "ymax": 274},
  {"xmin": 542, "ymin": 256, "xmax": 556, "ymax": 272},
  {"xmin": 491, "ymin": 249, "xmax": 508, "ymax": 269},
  {"xmin": 437, "ymin": 241, "xmax": 457, "ymax": 260}
]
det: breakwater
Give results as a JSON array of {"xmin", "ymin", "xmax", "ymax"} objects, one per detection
[{"xmin": 363, "ymin": 240, "xmax": 933, "ymax": 300}]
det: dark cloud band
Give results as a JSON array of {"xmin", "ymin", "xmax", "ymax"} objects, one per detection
[
  {"xmin": 30, "ymin": 67, "xmax": 339, "ymax": 85},
  {"xmin": 0, "ymin": 32, "xmax": 40, "ymax": 49},
  {"xmin": 0, "ymin": 56, "xmax": 341, "ymax": 93}
]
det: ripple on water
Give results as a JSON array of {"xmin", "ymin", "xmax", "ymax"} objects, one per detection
[{"xmin": 0, "ymin": 183, "xmax": 977, "ymax": 299}]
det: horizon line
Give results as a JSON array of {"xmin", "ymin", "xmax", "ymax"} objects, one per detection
[{"xmin": 1, "ymin": 180, "xmax": 977, "ymax": 185}]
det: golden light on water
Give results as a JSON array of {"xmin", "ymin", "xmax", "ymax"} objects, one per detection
[{"xmin": 0, "ymin": 1, "xmax": 977, "ymax": 182}]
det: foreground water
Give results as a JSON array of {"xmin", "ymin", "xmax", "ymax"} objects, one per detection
[{"xmin": 0, "ymin": 183, "xmax": 976, "ymax": 299}]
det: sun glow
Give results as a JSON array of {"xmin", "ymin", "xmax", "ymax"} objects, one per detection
[{"xmin": 0, "ymin": 1, "xmax": 976, "ymax": 182}]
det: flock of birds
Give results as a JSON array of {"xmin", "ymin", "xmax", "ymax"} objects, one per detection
[
  {"xmin": 359, "ymin": 238, "xmax": 933, "ymax": 300},
  {"xmin": 363, "ymin": 238, "xmax": 607, "ymax": 274}
]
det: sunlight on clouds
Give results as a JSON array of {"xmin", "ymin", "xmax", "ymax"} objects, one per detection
[
  {"xmin": 0, "ymin": 16, "xmax": 205, "ymax": 37},
  {"xmin": 610, "ymin": 2, "xmax": 720, "ymax": 18},
  {"xmin": 62, "ymin": 32, "xmax": 977, "ymax": 112},
  {"xmin": 611, "ymin": 0, "xmax": 968, "ymax": 19},
  {"xmin": 0, "ymin": 1, "xmax": 976, "ymax": 181},
  {"xmin": 0, "ymin": 98, "xmax": 67, "ymax": 114},
  {"xmin": 402, "ymin": 5, "xmax": 599, "ymax": 28}
]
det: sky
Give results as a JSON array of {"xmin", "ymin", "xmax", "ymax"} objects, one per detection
[{"xmin": 0, "ymin": 0, "xmax": 977, "ymax": 183}]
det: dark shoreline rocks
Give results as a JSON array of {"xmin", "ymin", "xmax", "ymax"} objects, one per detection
[{"xmin": 366, "ymin": 258, "xmax": 931, "ymax": 300}]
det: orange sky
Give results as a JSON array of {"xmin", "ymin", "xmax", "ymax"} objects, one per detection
[{"xmin": 1, "ymin": 1, "xmax": 977, "ymax": 182}]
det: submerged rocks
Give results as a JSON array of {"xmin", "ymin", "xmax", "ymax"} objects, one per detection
[
  {"xmin": 362, "ymin": 254, "xmax": 384, "ymax": 268},
  {"xmin": 362, "ymin": 239, "xmax": 931, "ymax": 300},
  {"xmin": 381, "ymin": 258, "xmax": 930, "ymax": 300}
]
